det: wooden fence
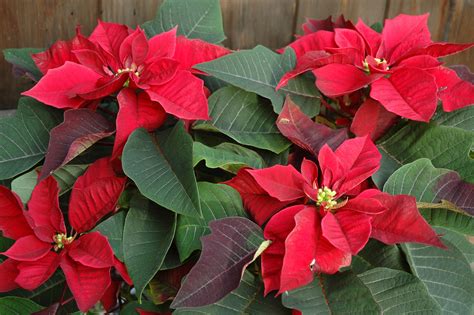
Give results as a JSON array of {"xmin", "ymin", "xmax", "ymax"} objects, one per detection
[{"xmin": 1, "ymin": 0, "xmax": 473, "ymax": 108}]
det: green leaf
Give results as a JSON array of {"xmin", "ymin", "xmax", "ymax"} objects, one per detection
[
  {"xmin": 176, "ymin": 182, "xmax": 247, "ymax": 260},
  {"xmin": 11, "ymin": 165, "xmax": 87, "ymax": 204},
  {"xmin": 433, "ymin": 106, "xmax": 474, "ymax": 131},
  {"xmin": 370, "ymin": 22, "xmax": 383, "ymax": 33},
  {"xmin": 142, "ymin": 0, "xmax": 225, "ymax": 43},
  {"xmin": 174, "ymin": 271, "xmax": 289, "ymax": 314},
  {"xmin": 194, "ymin": 87, "xmax": 290, "ymax": 153},
  {"xmin": 0, "ymin": 98, "xmax": 62, "ymax": 180},
  {"xmin": 357, "ymin": 240, "xmax": 410, "ymax": 272},
  {"xmin": 193, "ymin": 141, "xmax": 265, "ymax": 173},
  {"xmin": 402, "ymin": 230, "xmax": 474, "ymax": 315},
  {"xmin": 122, "ymin": 123, "xmax": 201, "ymax": 217},
  {"xmin": 3, "ymin": 48, "xmax": 43, "ymax": 80},
  {"xmin": 123, "ymin": 194, "xmax": 176, "ymax": 301},
  {"xmin": 94, "ymin": 211, "xmax": 126, "ymax": 261},
  {"xmin": 0, "ymin": 297, "xmax": 43, "ymax": 314},
  {"xmin": 383, "ymin": 158, "xmax": 473, "ymax": 234},
  {"xmin": 283, "ymin": 268, "xmax": 441, "ymax": 314},
  {"xmin": 195, "ymin": 46, "xmax": 320, "ymax": 114},
  {"xmin": 373, "ymin": 122, "xmax": 474, "ymax": 187}
]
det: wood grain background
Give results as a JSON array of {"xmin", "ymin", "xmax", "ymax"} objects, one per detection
[{"xmin": 0, "ymin": 0, "xmax": 473, "ymax": 108}]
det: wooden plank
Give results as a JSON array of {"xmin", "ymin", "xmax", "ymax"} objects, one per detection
[
  {"xmin": 443, "ymin": 0, "xmax": 474, "ymax": 67},
  {"xmin": 220, "ymin": 0, "xmax": 297, "ymax": 50},
  {"xmin": 0, "ymin": 0, "xmax": 100, "ymax": 108},
  {"xmin": 294, "ymin": 0, "xmax": 388, "ymax": 35},
  {"xmin": 101, "ymin": 0, "xmax": 163, "ymax": 27},
  {"xmin": 385, "ymin": 0, "xmax": 450, "ymax": 41}
]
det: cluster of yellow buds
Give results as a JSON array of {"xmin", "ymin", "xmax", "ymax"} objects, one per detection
[
  {"xmin": 116, "ymin": 68, "xmax": 140, "ymax": 77},
  {"xmin": 316, "ymin": 186, "xmax": 337, "ymax": 209},
  {"xmin": 53, "ymin": 233, "xmax": 74, "ymax": 251}
]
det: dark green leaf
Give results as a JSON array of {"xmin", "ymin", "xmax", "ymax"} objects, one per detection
[
  {"xmin": 373, "ymin": 122, "xmax": 474, "ymax": 187},
  {"xmin": 433, "ymin": 106, "xmax": 474, "ymax": 131},
  {"xmin": 357, "ymin": 240, "xmax": 410, "ymax": 272},
  {"xmin": 194, "ymin": 87, "xmax": 290, "ymax": 153},
  {"xmin": 370, "ymin": 22, "xmax": 383, "ymax": 33},
  {"xmin": 122, "ymin": 123, "xmax": 201, "ymax": 217},
  {"xmin": 193, "ymin": 141, "xmax": 265, "ymax": 173},
  {"xmin": 3, "ymin": 48, "xmax": 43, "ymax": 80},
  {"xmin": 0, "ymin": 297, "xmax": 43, "ymax": 314},
  {"xmin": 195, "ymin": 46, "xmax": 319, "ymax": 114},
  {"xmin": 174, "ymin": 271, "xmax": 289, "ymax": 314},
  {"xmin": 123, "ymin": 194, "xmax": 176, "ymax": 301},
  {"xmin": 142, "ymin": 0, "xmax": 225, "ymax": 43},
  {"xmin": 0, "ymin": 98, "xmax": 62, "ymax": 180},
  {"xmin": 176, "ymin": 182, "xmax": 247, "ymax": 260},
  {"xmin": 94, "ymin": 211, "xmax": 126, "ymax": 261},
  {"xmin": 283, "ymin": 268, "xmax": 441, "ymax": 314}
]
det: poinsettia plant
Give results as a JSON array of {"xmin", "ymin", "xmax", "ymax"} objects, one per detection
[{"xmin": 0, "ymin": 0, "xmax": 473, "ymax": 314}]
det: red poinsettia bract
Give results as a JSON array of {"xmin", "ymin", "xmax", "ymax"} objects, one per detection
[
  {"xmin": 277, "ymin": 14, "xmax": 474, "ymax": 130},
  {"xmin": 23, "ymin": 21, "xmax": 229, "ymax": 157},
  {"xmin": 0, "ymin": 158, "xmax": 128, "ymax": 311},
  {"xmin": 227, "ymin": 136, "xmax": 445, "ymax": 294}
]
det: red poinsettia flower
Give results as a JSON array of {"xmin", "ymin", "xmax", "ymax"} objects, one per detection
[
  {"xmin": 227, "ymin": 136, "xmax": 445, "ymax": 294},
  {"xmin": 277, "ymin": 14, "xmax": 474, "ymax": 127},
  {"xmin": 0, "ymin": 158, "xmax": 128, "ymax": 311},
  {"xmin": 23, "ymin": 21, "xmax": 229, "ymax": 157}
]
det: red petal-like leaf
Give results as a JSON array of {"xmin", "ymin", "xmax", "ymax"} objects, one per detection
[
  {"xmin": 225, "ymin": 169, "xmax": 294, "ymax": 225},
  {"xmin": 0, "ymin": 186, "xmax": 32, "ymax": 239},
  {"xmin": 371, "ymin": 193, "xmax": 445, "ymax": 248},
  {"xmin": 429, "ymin": 66, "xmax": 474, "ymax": 112},
  {"xmin": 60, "ymin": 255, "xmax": 111, "ymax": 312},
  {"xmin": 68, "ymin": 232, "xmax": 115, "ymax": 268},
  {"xmin": 147, "ymin": 70, "xmax": 209, "ymax": 120},
  {"xmin": 113, "ymin": 89, "xmax": 166, "ymax": 158},
  {"xmin": 370, "ymin": 67, "xmax": 438, "ymax": 121},
  {"xmin": 340, "ymin": 195, "xmax": 387, "ymax": 214},
  {"xmin": 247, "ymin": 165, "xmax": 306, "ymax": 202},
  {"xmin": 171, "ymin": 217, "xmax": 265, "ymax": 308},
  {"xmin": 139, "ymin": 58, "xmax": 179, "ymax": 87},
  {"xmin": 69, "ymin": 157, "xmax": 126, "ymax": 233},
  {"xmin": 22, "ymin": 62, "xmax": 102, "ymax": 109},
  {"xmin": 89, "ymin": 20, "xmax": 130, "ymax": 60},
  {"xmin": 119, "ymin": 28, "xmax": 149, "ymax": 67},
  {"xmin": 277, "ymin": 97, "xmax": 348, "ymax": 156},
  {"xmin": 355, "ymin": 18, "xmax": 381, "ymax": 56},
  {"xmin": 313, "ymin": 64, "xmax": 381, "ymax": 97},
  {"xmin": 396, "ymin": 55, "xmax": 442, "ymax": 69},
  {"xmin": 262, "ymin": 205, "xmax": 305, "ymax": 295},
  {"xmin": 101, "ymin": 279, "xmax": 120, "ymax": 312},
  {"xmin": 321, "ymin": 210, "xmax": 371, "ymax": 254},
  {"xmin": 2, "ymin": 235, "xmax": 51, "ymax": 261},
  {"xmin": 408, "ymin": 42, "xmax": 474, "ymax": 59},
  {"xmin": 280, "ymin": 207, "xmax": 351, "ymax": 292},
  {"xmin": 380, "ymin": 14, "xmax": 431, "ymax": 63},
  {"xmin": 334, "ymin": 28, "xmax": 366, "ymax": 54},
  {"xmin": 174, "ymin": 36, "xmax": 230, "ymax": 74},
  {"xmin": 15, "ymin": 251, "xmax": 60, "ymax": 290},
  {"xmin": 26, "ymin": 176, "xmax": 66, "ymax": 242},
  {"xmin": 113, "ymin": 257, "xmax": 133, "ymax": 285},
  {"xmin": 0, "ymin": 259, "xmax": 20, "ymax": 292},
  {"xmin": 351, "ymin": 98, "xmax": 398, "ymax": 141},
  {"xmin": 147, "ymin": 28, "xmax": 177, "ymax": 59},
  {"xmin": 39, "ymin": 109, "xmax": 114, "ymax": 181},
  {"xmin": 286, "ymin": 31, "xmax": 336, "ymax": 58}
]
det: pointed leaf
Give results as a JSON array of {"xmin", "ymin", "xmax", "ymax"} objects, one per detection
[
  {"xmin": 0, "ymin": 98, "xmax": 62, "ymax": 180},
  {"xmin": 171, "ymin": 217, "xmax": 265, "ymax": 308},
  {"xmin": 123, "ymin": 194, "xmax": 176, "ymax": 300},
  {"xmin": 176, "ymin": 182, "xmax": 247, "ymax": 261},
  {"xmin": 3, "ymin": 48, "xmax": 43, "ymax": 80},
  {"xmin": 195, "ymin": 46, "xmax": 319, "ymax": 114},
  {"xmin": 283, "ymin": 268, "xmax": 440, "ymax": 314},
  {"xmin": 94, "ymin": 211, "xmax": 126, "ymax": 261},
  {"xmin": 68, "ymin": 232, "xmax": 115, "ymax": 268},
  {"xmin": 12, "ymin": 165, "xmax": 87, "ymax": 204},
  {"xmin": 193, "ymin": 86, "xmax": 290, "ymax": 153},
  {"xmin": 122, "ymin": 123, "xmax": 201, "ymax": 217},
  {"xmin": 402, "ymin": 230, "xmax": 474, "ymax": 314},
  {"xmin": 174, "ymin": 271, "xmax": 288, "ymax": 315},
  {"xmin": 373, "ymin": 122, "xmax": 474, "ymax": 187},
  {"xmin": 433, "ymin": 106, "xmax": 474, "ymax": 131},
  {"xmin": 384, "ymin": 158, "xmax": 474, "ymax": 232},
  {"xmin": 39, "ymin": 109, "xmax": 114, "ymax": 181},
  {"xmin": 0, "ymin": 297, "xmax": 43, "ymax": 315},
  {"xmin": 142, "ymin": 0, "xmax": 226, "ymax": 43},
  {"xmin": 277, "ymin": 97, "xmax": 348, "ymax": 156},
  {"xmin": 193, "ymin": 142, "xmax": 265, "ymax": 173}
]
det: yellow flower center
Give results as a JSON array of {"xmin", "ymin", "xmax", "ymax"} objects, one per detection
[
  {"xmin": 316, "ymin": 186, "xmax": 337, "ymax": 209},
  {"xmin": 53, "ymin": 233, "xmax": 74, "ymax": 251},
  {"xmin": 116, "ymin": 68, "xmax": 140, "ymax": 77}
]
